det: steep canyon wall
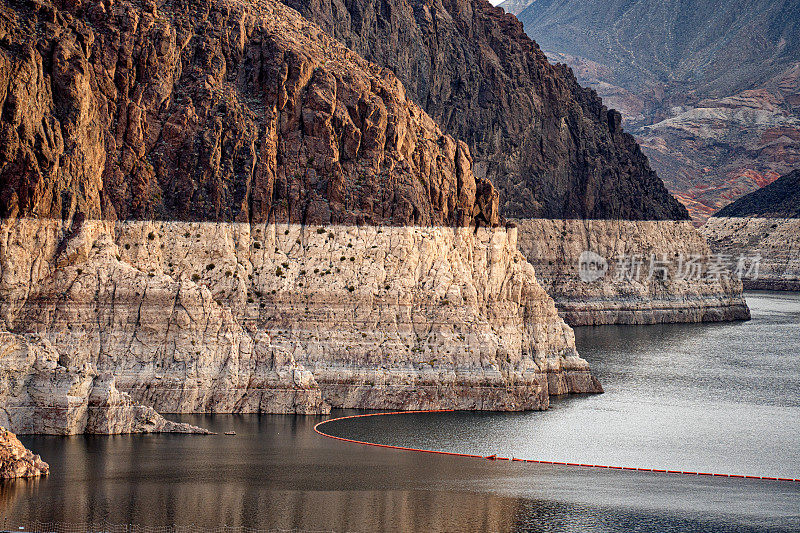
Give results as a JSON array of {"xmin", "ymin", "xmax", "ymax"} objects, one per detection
[
  {"xmin": 515, "ymin": 219, "xmax": 750, "ymax": 325},
  {"xmin": 282, "ymin": 0, "xmax": 750, "ymax": 325},
  {"xmin": 1, "ymin": 219, "xmax": 600, "ymax": 435},
  {"xmin": 0, "ymin": 0, "xmax": 600, "ymax": 437}
]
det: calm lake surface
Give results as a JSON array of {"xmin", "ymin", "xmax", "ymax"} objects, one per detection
[{"xmin": 4, "ymin": 291, "xmax": 799, "ymax": 532}]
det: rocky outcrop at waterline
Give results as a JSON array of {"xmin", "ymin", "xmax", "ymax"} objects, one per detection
[
  {"xmin": 0, "ymin": 0, "xmax": 600, "ymax": 436},
  {"xmin": 0, "ymin": 327, "xmax": 212, "ymax": 435},
  {"xmin": 0, "ymin": 427, "xmax": 48, "ymax": 478},
  {"xmin": 281, "ymin": 0, "xmax": 749, "ymax": 325},
  {"xmin": 2, "ymin": 219, "xmax": 601, "ymax": 433},
  {"xmin": 702, "ymin": 170, "xmax": 800, "ymax": 291}
]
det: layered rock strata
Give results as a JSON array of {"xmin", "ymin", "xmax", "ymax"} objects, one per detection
[
  {"xmin": 0, "ymin": 427, "xmax": 48, "ymax": 478},
  {"xmin": 282, "ymin": 0, "xmax": 749, "ymax": 324},
  {"xmin": 2, "ymin": 218, "xmax": 601, "ymax": 434},
  {"xmin": 702, "ymin": 218, "xmax": 800, "ymax": 291},
  {"xmin": 513, "ymin": 219, "xmax": 751, "ymax": 325},
  {"xmin": 0, "ymin": 328, "xmax": 213, "ymax": 434},
  {"xmin": 702, "ymin": 170, "xmax": 800, "ymax": 291},
  {"xmin": 507, "ymin": 0, "xmax": 800, "ymax": 224}
]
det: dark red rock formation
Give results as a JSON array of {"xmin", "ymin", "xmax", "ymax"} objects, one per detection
[
  {"xmin": 0, "ymin": 0, "xmax": 499, "ymax": 228},
  {"xmin": 282, "ymin": 0, "xmax": 689, "ymax": 220}
]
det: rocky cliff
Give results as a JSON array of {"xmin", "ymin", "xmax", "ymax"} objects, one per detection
[
  {"xmin": 0, "ymin": 427, "xmax": 48, "ymax": 478},
  {"xmin": 282, "ymin": 0, "xmax": 749, "ymax": 325},
  {"xmin": 2, "ymin": 219, "xmax": 601, "ymax": 433},
  {"xmin": 0, "ymin": 0, "xmax": 500, "ymax": 228},
  {"xmin": 702, "ymin": 218, "xmax": 800, "ymax": 291},
  {"xmin": 0, "ymin": 0, "xmax": 600, "ymax": 438},
  {"xmin": 702, "ymin": 170, "xmax": 800, "ymax": 291},
  {"xmin": 282, "ymin": 0, "xmax": 688, "ymax": 221}
]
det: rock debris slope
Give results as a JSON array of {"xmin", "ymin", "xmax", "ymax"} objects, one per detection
[
  {"xmin": 283, "ymin": 0, "xmax": 749, "ymax": 324},
  {"xmin": 0, "ymin": 0, "xmax": 600, "ymax": 437}
]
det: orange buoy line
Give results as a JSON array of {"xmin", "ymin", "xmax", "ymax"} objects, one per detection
[{"xmin": 313, "ymin": 410, "xmax": 800, "ymax": 484}]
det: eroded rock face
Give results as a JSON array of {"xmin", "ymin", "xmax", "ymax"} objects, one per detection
[
  {"xmin": 0, "ymin": 0, "xmax": 499, "ymax": 228},
  {"xmin": 513, "ymin": 219, "xmax": 751, "ymax": 325},
  {"xmin": 1, "ymin": 218, "xmax": 600, "ymax": 428},
  {"xmin": 701, "ymin": 170, "xmax": 800, "ymax": 291},
  {"xmin": 0, "ymin": 0, "xmax": 592, "ymax": 437},
  {"xmin": 0, "ymin": 427, "xmax": 48, "ymax": 478},
  {"xmin": 281, "ymin": 0, "xmax": 753, "ymax": 324},
  {"xmin": 0, "ymin": 330, "xmax": 212, "ymax": 435},
  {"xmin": 283, "ymin": 0, "xmax": 688, "ymax": 221}
]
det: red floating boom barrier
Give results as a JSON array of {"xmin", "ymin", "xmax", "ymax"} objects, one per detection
[{"xmin": 313, "ymin": 410, "xmax": 800, "ymax": 484}]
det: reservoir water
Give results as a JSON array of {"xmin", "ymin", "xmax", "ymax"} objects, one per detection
[{"xmin": 3, "ymin": 292, "xmax": 799, "ymax": 532}]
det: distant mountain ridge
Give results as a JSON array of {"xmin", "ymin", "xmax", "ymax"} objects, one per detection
[
  {"xmin": 507, "ymin": 0, "xmax": 800, "ymax": 222},
  {"xmin": 715, "ymin": 170, "xmax": 800, "ymax": 218},
  {"xmin": 506, "ymin": 0, "xmax": 800, "ymax": 97}
]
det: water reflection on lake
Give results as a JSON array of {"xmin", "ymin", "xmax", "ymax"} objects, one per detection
[{"xmin": 4, "ymin": 292, "xmax": 799, "ymax": 532}]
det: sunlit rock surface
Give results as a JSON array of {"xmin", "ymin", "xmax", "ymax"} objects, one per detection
[{"xmin": 0, "ymin": 219, "xmax": 601, "ymax": 435}]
